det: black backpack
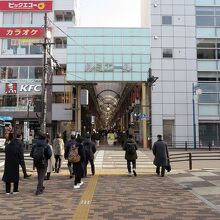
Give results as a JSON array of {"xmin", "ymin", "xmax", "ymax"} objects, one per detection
[
  {"xmin": 33, "ymin": 145, "xmax": 46, "ymax": 167},
  {"xmin": 126, "ymin": 143, "xmax": 136, "ymax": 154},
  {"xmin": 84, "ymin": 142, "xmax": 92, "ymax": 158}
]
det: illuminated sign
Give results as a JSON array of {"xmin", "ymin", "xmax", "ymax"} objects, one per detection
[
  {"xmin": 0, "ymin": 1, "xmax": 52, "ymax": 11},
  {"xmin": 0, "ymin": 27, "xmax": 44, "ymax": 38},
  {"xmin": 85, "ymin": 63, "xmax": 132, "ymax": 72},
  {"xmin": 19, "ymin": 84, "xmax": 41, "ymax": 92},
  {"xmin": 5, "ymin": 83, "xmax": 17, "ymax": 94}
]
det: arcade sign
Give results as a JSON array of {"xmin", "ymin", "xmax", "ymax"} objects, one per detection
[{"xmin": 0, "ymin": 1, "xmax": 52, "ymax": 11}]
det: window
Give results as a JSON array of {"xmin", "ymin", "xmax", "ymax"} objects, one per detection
[
  {"xmin": 7, "ymin": 67, "xmax": 18, "ymax": 79},
  {"xmin": 2, "ymin": 95, "xmax": 17, "ymax": 106},
  {"xmin": 54, "ymin": 37, "xmax": 67, "ymax": 48},
  {"xmin": 55, "ymin": 64, "xmax": 66, "ymax": 75},
  {"xmin": 163, "ymin": 48, "xmax": 173, "ymax": 58},
  {"xmin": 53, "ymin": 93, "xmax": 65, "ymax": 103},
  {"xmin": 29, "ymin": 67, "xmax": 43, "ymax": 79},
  {"xmin": 54, "ymin": 11, "xmax": 75, "ymax": 22},
  {"xmin": 162, "ymin": 16, "xmax": 172, "ymax": 25}
]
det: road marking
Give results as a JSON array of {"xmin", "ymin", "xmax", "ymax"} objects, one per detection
[{"xmin": 72, "ymin": 175, "xmax": 99, "ymax": 220}]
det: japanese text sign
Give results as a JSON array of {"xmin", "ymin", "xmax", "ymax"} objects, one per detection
[
  {"xmin": 0, "ymin": 1, "xmax": 52, "ymax": 11},
  {"xmin": 0, "ymin": 27, "xmax": 44, "ymax": 38}
]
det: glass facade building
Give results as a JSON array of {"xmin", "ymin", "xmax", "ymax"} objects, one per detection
[{"xmin": 67, "ymin": 28, "xmax": 150, "ymax": 82}]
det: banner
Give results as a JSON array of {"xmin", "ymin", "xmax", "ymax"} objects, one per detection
[
  {"xmin": 0, "ymin": 1, "xmax": 52, "ymax": 11},
  {"xmin": 0, "ymin": 27, "xmax": 44, "ymax": 38}
]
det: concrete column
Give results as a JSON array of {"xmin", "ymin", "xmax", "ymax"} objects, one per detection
[
  {"xmin": 76, "ymin": 85, "xmax": 81, "ymax": 134},
  {"xmin": 142, "ymin": 82, "xmax": 148, "ymax": 148}
]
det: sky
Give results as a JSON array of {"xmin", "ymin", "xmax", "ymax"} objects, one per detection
[{"xmin": 78, "ymin": 0, "xmax": 141, "ymax": 27}]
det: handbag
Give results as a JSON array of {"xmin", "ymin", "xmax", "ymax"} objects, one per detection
[{"xmin": 165, "ymin": 160, "xmax": 171, "ymax": 172}]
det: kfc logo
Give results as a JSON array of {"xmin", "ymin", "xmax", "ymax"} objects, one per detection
[{"xmin": 5, "ymin": 83, "xmax": 17, "ymax": 94}]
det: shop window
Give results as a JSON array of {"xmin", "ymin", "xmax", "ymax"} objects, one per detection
[
  {"xmin": 163, "ymin": 48, "xmax": 173, "ymax": 58},
  {"xmin": 53, "ymin": 93, "xmax": 65, "ymax": 103},
  {"xmin": 3, "ymin": 95, "xmax": 17, "ymax": 106},
  {"xmin": 7, "ymin": 67, "xmax": 18, "ymax": 79},
  {"xmin": 54, "ymin": 37, "xmax": 67, "ymax": 48},
  {"xmin": 162, "ymin": 16, "xmax": 172, "ymax": 25}
]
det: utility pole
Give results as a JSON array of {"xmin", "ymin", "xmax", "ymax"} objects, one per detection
[{"xmin": 41, "ymin": 13, "xmax": 49, "ymax": 133}]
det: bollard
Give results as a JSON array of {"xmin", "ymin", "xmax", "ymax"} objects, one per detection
[
  {"xmin": 189, "ymin": 152, "xmax": 192, "ymax": 170},
  {"xmin": 208, "ymin": 143, "xmax": 211, "ymax": 151},
  {"xmin": 185, "ymin": 141, "xmax": 188, "ymax": 151}
]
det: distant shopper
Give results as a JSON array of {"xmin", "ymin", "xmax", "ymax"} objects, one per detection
[
  {"xmin": 73, "ymin": 135, "xmax": 85, "ymax": 189},
  {"xmin": 121, "ymin": 131, "xmax": 127, "ymax": 147},
  {"xmin": 83, "ymin": 134, "xmax": 96, "ymax": 176},
  {"xmin": 15, "ymin": 134, "xmax": 31, "ymax": 179},
  {"xmin": 30, "ymin": 132, "xmax": 52, "ymax": 195},
  {"xmin": 123, "ymin": 134, "xmax": 138, "ymax": 176},
  {"xmin": 152, "ymin": 134, "xmax": 169, "ymax": 177},
  {"xmin": 2, "ymin": 133, "xmax": 22, "ymax": 194},
  {"xmin": 53, "ymin": 133, "xmax": 65, "ymax": 173},
  {"xmin": 65, "ymin": 134, "xmax": 76, "ymax": 178},
  {"xmin": 44, "ymin": 138, "xmax": 54, "ymax": 180}
]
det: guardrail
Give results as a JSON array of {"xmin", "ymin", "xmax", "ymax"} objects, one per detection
[{"xmin": 169, "ymin": 151, "xmax": 220, "ymax": 170}]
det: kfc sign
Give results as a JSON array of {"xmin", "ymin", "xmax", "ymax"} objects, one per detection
[
  {"xmin": 0, "ymin": 1, "xmax": 52, "ymax": 11},
  {"xmin": 5, "ymin": 83, "xmax": 17, "ymax": 94},
  {"xmin": 20, "ymin": 84, "xmax": 41, "ymax": 92},
  {"xmin": 0, "ymin": 27, "xmax": 44, "ymax": 38}
]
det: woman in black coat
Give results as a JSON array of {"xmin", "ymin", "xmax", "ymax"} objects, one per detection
[
  {"xmin": 73, "ymin": 135, "xmax": 85, "ymax": 189},
  {"xmin": 2, "ymin": 134, "xmax": 22, "ymax": 194}
]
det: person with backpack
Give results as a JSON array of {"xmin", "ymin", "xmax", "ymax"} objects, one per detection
[
  {"xmin": 83, "ymin": 133, "xmax": 96, "ymax": 177},
  {"xmin": 123, "ymin": 134, "xmax": 138, "ymax": 176},
  {"xmin": 64, "ymin": 134, "xmax": 76, "ymax": 178},
  {"xmin": 53, "ymin": 133, "xmax": 65, "ymax": 173},
  {"xmin": 30, "ymin": 132, "xmax": 52, "ymax": 195},
  {"xmin": 72, "ymin": 135, "xmax": 85, "ymax": 189},
  {"xmin": 2, "ymin": 133, "xmax": 23, "ymax": 194}
]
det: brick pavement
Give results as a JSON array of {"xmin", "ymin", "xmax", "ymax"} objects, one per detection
[{"xmin": 0, "ymin": 149, "xmax": 220, "ymax": 219}]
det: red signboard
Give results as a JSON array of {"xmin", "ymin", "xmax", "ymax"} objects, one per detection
[
  {"xmin": 5, "ymin": 83, "xmax": 17, "ymax": 94},
  {"xmin": 0, "ymin": 1, "xmax": 52, "ymax": 11},
  {"xmin": 0, "ymin": 27, "xmax": 45, "ymax": 38}
]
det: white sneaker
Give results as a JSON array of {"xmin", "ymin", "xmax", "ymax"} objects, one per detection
[
  {"xmin": 128, "ymin": 172, "xmax": 132, "ymax": 176},
  {"xmin": 77, "ymin": 181, "xmax": 84, "ymax": 186},
  {"xmin": 74, "ymin": 185, "xmax": 80, "ymax": 189},
  {"xmin": 5, "ymin": 193, "xmax": 10, "ymax": 195}
]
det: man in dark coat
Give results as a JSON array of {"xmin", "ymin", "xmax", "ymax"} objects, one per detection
[
  {"xmin": 2, "ymin": 133, "xmax": 22, "ymax": 194},
  {"xmin": 30, "ymin": 132, "xmax": 52, "ymax": 195},
  {"xmin": 73, "ymin": 135, "xmax": 86, "ymax": 189},
  {"xmin": 152, "ymin": 134, "xmax": 169, "ymax": 177},
  {"xmin": 123, "ymin": 134, "xmax": 138, "ymax": 176},
  {"xmin": 65, "ymin": 134, "xmax": 76, "ymax": 178},
  {"xmin": 83, "ymin": 133, "xmax": 96, "ymax": 177},
  {"xmin": 15, "ymin": 133, "xmax": 31, "ymax": 179}
]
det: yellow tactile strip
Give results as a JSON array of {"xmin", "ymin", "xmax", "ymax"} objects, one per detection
[{"xmin": 72, "ymin": 175, "xmax": 99, "ymax": 220}]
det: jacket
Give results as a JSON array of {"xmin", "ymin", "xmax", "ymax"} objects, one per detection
[
  {"xmin": 152, "ymin": 140, "xmax": 169, "ymax": 167},
  {"xmin": 123, "ymin": 138, "xmax": 138, "ymax": 161},
  {"xmin": 53, "ymin": 138, "xmax": 65, "ymax": 156},
  {"xmin": 64, "ymin": 139, "xmax": 76, "ymax": 159},
  {"xmin": 83, "ymin": 139, "xmax": 96, "ymax": 160}
]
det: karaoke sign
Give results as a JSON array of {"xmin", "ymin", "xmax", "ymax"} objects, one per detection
[{"xmin": 0, "ymin": 1, "xmax": 52, "ymax": 11}]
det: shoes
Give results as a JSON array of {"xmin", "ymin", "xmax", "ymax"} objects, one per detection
[
  {"xmin": 69, "ymin": 175, "xmax": 73, "ymax": 179},
  {"xmin": 77, "ymin": 181, "xmax": 84, "ymax": 186},
  {"xmin": 128, "ymin": 172, "xmax": 132, "ymax": 176},
  {"xmin": 133, "ymin": 169, "xmax": 137, "ymax": 177},
  {"xmin": 13, "ymin": 191, "xmax": 19, "ymax": 194},
  {"xmin": 161, "ymin": 174, "xmax": 165, "ymax": 177},
  {"xmin": 24, "ymin": 174, "xmax": 31, "ymax": 179},
  {"xmin": 74, "ymin": 185, "xmax": 80, "ymax": 189},
  {"xmin": 42, "ymin": 186, "xmax": 45, "ymax": 191},
  {"xmin": 35, "ymin": 190, "xmax": 43, "ymax": 195},
  {"xmin": 5, "ymin": 193, "xmax": 10, "ymax": 195}
]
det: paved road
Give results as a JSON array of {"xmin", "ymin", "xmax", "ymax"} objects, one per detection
[{"xmin": 0, "ymin": 148, "xmax": 220, "ymax": 219}]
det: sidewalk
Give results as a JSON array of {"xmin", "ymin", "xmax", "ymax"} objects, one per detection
[{"xmin": 0, "ymin": 148, "xmax": 220, "ymax": 219}]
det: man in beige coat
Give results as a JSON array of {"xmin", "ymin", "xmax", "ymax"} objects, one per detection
[{"xmin": 53, "ymin": 133, "xmax": 64, "ymax": 173}]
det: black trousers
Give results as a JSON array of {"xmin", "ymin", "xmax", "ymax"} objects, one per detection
[
  {"xmin": 36, "ymin": 166, "xmax": 47, "ymax": 192},
  {"xmin": 156, "ymin": 166, "xmax": 165, "ymax": 176},
  {"xmin": 74, "ymin": 175, "xmax": 81, "ymax": 186},
  {"xmin": 54, "ymin": 155, "xmax": 62, "ymax": 171},
  {"xmin": 85, "ymin": 158, "xmax": 95, "ymax": 176},
  {"xmin": 6, "ymin": 181, "xmax": 19, "ymax": 193},
  {"xmin": 127, "ymin": 160, "xmax": 136, "ymax": 173}
]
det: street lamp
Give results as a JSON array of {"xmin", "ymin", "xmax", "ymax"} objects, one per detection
[{"xmin": 192, "ymin": 83, "xmax": 202, "ymax": 149}]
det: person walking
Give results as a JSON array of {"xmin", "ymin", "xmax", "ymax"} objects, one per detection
[
  {"xmin": 53, "ymin": 133, "xmax": 65, "ymax": 173},
  {"xmin": 83, "ymin": 133, "xmax": 96, "ymax": 177},
  {"xmin": 123, "ymin": 134, "xmax": 138, "ymax": 176},
  {"xmin": 30, "ymin": 133, "xmax": 52, "ymax": 195},
  {"xmin": 15, "ymin": 134, "xmax": 32, "ymax": 179},
  {"xmin": 65, "ymin": 134, "xmax": 76, "ymax": 178},
  {"xmin": 73, "ymin": 135, "xmax": 85, "ymax": 189},
  {"xmin": 44, "ymin": 138, "xmax": 54, "ymax": 180},
  {"xmin": 152, "ymin": 134, "xmax": 169, "ymax": 177},
  {"xmin": 2, "ymin": 133, "xmax": 22, "ymax": 194}
]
